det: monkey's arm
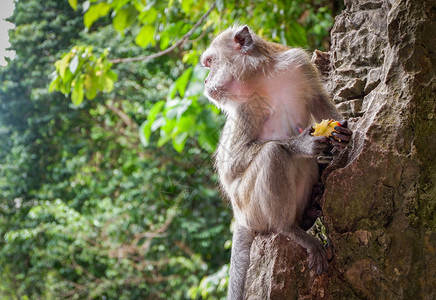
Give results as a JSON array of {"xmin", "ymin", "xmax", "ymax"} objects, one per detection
[
  {"xmin": 277, "ymin": 126, "xmax": 330, "ymax": 157},
  {"xmin": 244, "ymin": 133, "xmax": 329, "ymax": 165},
  {"xmin": 224, "ymin": 130, "xmax": 329, "ymax": 182},
  {"xmin": 309, "ymin": 92, "xmax": 342, "ymax": 122}
]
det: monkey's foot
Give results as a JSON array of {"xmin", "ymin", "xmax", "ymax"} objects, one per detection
[{"xmin": 307, "ymin": 242, "xmax": 328, "ymax": 275}]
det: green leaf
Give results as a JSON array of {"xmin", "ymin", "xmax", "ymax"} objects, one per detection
[
  {"xmin": 157, "ymin": 130, "xmax": 172, "ymax": 147},
  {"xmin": 172, "ymin": 131, "xmax": 188, "ymax": 153},
  {"xmin": 182, "ymin": 50, "xmax": 199, "ymax": 65},
  {"xmin": 48, "ymin": 75, "xmax": 60, "ymax": 93},
  {"xmin": 151, "ymin": 117, "xmax": 165, "ymax": 132},
  {"xmin": 198, "ymin": 131, "xmax": 219, "ymax": 152},
  {"xmin": 69, "ymin": 55, "xmax": 79, "ymax": 74},
  {"xmin": 135, "ymin": 25, "xmax": 155, "ymax": 48},
  {"xmin": 83, "ymin": 73, "xmax": 92, "ymax": 90},
  {"xmin": 147, "ymin": 100, "xmax": 165, "ymax": 122},
  {"xmin": 68, "ymin": 0, "xmax": 77, "ymax": 10},
  {"xmin": 138, "ymin": 7, "xmax": 157, "ymax": 24},
  {"xmin": 84, "ymin": 73, "xmax": 98, "ymax": 100},
  {"xmin": 102, "ymin": 76, "xmax": 114, "ymax": 93},
  {"xmin": 156, "ymin": 118, "xmax": 174, "ymax": 147},
  {"xmin": 159, "ymin": 31, "xmax": 170, "ymax": 50},
  {"xmin": 139, "ymin": 101, "xmax": 165, "ymax": 146},
  {"xmin": 160, "ymin": 118, "xmax": 176, "ymax": 135},
  {"xmin": 113, "ymin": 6, "xmax": 137, "ymax": 33},
  {"xmin": 139, "ymin": 120, "xmax": 152, "ymax": 146},
  {"xmin": 71, "ymin": 79, "xmax": 84, "ymax": 105},
  {"xmin": 111, "ymin": 0, "xmax": 131, "ymax": 10},
  {"xmin": 165, "ymin": 100, "xmax": 191, "ymax": 120},
  {"xmin": 84, "ymin": 2, "xmax": 111, "ymax": 29},
  {"xmin": 174, "ymin": 116, "xmax": 194, "ymax": 134},
  {"xmin": 171, "ymin": 67, "xmax": 193, "ymax": 98},
  {"xmin": 113, "ymin": 8, "xmax": 129, "ymax": 33},
  {"xmin": 181, "ymin": 0, "xmax": 193, "ymax": 14},
  {"xmin": 56, "ymin": 54, "xmax": 71, "ymax": 79},
  {"xmin": 106, "ymin": 70, "xmax": 118, "ymax": 81}
]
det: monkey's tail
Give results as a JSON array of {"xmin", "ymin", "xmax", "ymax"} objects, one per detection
[{"xmin": 228, "ymin": 224, "xmax": 254, "ymax": 300}]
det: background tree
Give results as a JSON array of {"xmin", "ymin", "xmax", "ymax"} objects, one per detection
[{"xmin": 0, "ymin": 0, "xmax": 341, "ymax": 299}]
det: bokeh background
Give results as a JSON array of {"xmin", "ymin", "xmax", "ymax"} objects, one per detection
[{"xmin": 0, "ymin": 1, "xmax": 342, "ymax": 299}]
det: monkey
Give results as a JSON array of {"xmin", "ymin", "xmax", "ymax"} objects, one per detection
[{"xmin": 201, "ymin": 25, "xmax": 352, "ymax": 300}]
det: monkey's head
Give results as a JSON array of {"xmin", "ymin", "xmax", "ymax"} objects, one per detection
[{"xmin": 201, "ymin": 25, "xmax": 275, "ymax": 110}]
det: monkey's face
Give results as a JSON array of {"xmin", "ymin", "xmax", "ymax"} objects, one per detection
[
  {"xmin": 201, "ymin": 42, "xmax": 236, "ymax": 108},
  {"xmin": 201, "ymin": 25, "xmax": 263, "ymax": 110}
]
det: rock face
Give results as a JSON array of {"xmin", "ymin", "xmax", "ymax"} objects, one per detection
[
  {"xmin": 244, "ymin": 0, "xmax": 436, "ymax": 299},
  {"xmin": 244, "ymin": 234, "xmax": 328, "ymax": 300}
]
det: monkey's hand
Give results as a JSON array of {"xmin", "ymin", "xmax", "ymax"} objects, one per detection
[
  {"xmin": 298, "ymin": 126, "xmax": 332, "ymax": 156},
  {"xmin": 329, "ymin": 120, "xmax": 353, "ymax": 149}
]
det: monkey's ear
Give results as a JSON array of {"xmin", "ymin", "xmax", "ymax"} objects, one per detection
[{"xmin": 234, "ymin": 26, "xmax": 254, "ymax": 53}]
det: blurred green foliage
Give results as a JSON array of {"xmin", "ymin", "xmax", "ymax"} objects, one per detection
[
  {"xmin": 0, "ymin": 0, "xmax": 340, "ymax": 299},
  {"xmin": 50, "ymin": 0, "xmax": 338, "ymax": 153}
]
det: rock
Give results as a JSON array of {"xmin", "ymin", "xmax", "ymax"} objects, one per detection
[
  {"xmin": 337, "ymin": 78, "xmax": 366, "ymax": 100},
  {"xmin": 311, "ymin": 50, "xmax": 331, "ymax": 80},
  {"xmin": 364, "ymin": 67, "xmax": 382, "ymax": 94},
  {"xmin": 244, "ymin": 0, "xmax": 436, "ymax": 299},
  {"xmin": 323, "ymin": 0, "xmax": 436, "ymax": 299},
  {"xmin": 344, "ymin": 259, "xmax": 390, "ymax": 300},
  {"xmin": 244, "ymin": 233, "xmax": 329, "ymax": 300},
  {"xmin": 336, "ymin": 98, "xmax": 363, "ymax": 118}
]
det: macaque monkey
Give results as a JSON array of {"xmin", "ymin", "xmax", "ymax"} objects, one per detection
[{"xmin": 201, "ymin": 25, "xmax": 352, "ymax": 300}]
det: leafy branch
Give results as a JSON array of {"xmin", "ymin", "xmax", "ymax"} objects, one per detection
[
  {"xmin": 49, "ymin": 46, "xmax": 117, "ymax": 105},
  {"xmin": 109, "ymin": 2, "xmax": 216, "ymax": 64},
  {"xmin": 49, "ymin": 1, "xmax": 217, "ymax": 106}
]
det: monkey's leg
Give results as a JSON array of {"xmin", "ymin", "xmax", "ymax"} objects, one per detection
[
  {"xmin": 228, "ymin": 224, "xmax": 254, "ymax": 300},
  {"xmin": 287, "ymin": 225, "xmax": 328, "ymax": 275}
]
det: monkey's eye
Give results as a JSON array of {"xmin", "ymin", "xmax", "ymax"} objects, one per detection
[{"xmin": 204, "ymin": 57, "xmax": 212, "ymax": 68}]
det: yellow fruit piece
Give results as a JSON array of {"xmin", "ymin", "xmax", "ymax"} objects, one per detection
[{"xmin": 312, "ymin": 119, "xmax": 340, "ymax": 137}]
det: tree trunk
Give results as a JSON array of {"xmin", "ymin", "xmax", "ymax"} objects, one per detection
[{"xmin": 244, "ymin": 0, "xmax": 436, "ymax": 299}]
